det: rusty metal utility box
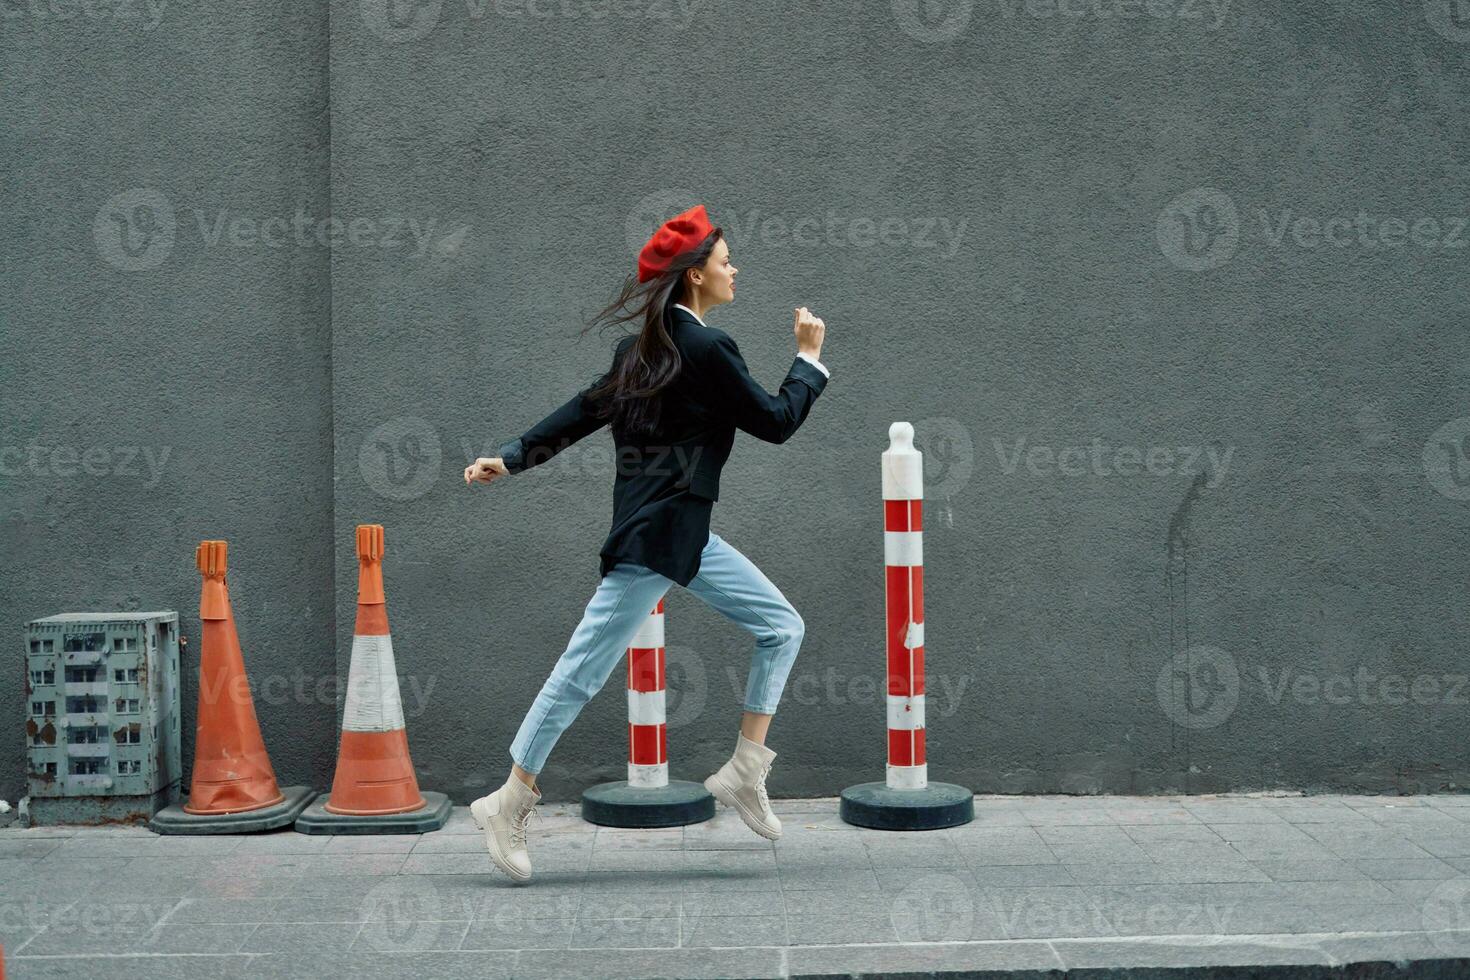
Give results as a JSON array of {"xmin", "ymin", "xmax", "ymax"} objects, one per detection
[{"xmin": 23, "ymin": 612, "xmax": 183, "ymax": 825}]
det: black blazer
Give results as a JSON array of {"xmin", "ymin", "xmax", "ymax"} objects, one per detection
[{"xmin": 495, "ymin": 306, "xmax": 829, "ymax": 586}]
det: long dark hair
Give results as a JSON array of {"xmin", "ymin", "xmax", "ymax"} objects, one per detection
[{"xmin": 577, "ymin": 228, "xmax": 723, "ymax": 440}]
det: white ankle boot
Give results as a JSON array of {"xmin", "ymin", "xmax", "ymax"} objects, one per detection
[
  {"xmin": 704, "ymin": 733, "xmax": 782, "ymax": 840},
  {"xmin": 470, "ymin": 775, "xmax": 541, "ymax": 881}
]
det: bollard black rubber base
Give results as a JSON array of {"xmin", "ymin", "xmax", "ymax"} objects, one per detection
[
  {"xmin": 839, "ymin": 780, "xmax": 974, "ymax": 830},
  {"xmin": 581, "ymin": 779, "xmax": 716, "ymax": 828},
  {"xmin": 150, "ymin": 785, "xmax": 318, "ymax": 835},
  {"xmin": 294, "ymin": 790, "xmax": 452, "ymax": 835}
]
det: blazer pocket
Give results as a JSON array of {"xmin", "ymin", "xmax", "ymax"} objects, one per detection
[{"xmin": 686, "ymin": 470, "xmax": 720, "ymax": 501}]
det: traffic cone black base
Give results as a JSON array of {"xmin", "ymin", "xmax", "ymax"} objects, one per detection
[
  {"xmin": 294, "ymin": 790, "xmax": 451, "ymax": 835},
  {"xmin": 152, "ymin": 785, "xmax": 317, "ymax": 835}
]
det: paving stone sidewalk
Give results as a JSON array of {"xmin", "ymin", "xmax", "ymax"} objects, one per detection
[{"xmin": 6, "ymin": 793, "xmax": 1470, "ymax": 978}]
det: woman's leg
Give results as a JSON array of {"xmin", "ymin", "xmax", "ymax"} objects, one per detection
[
  {"xmin": 507, "ymin": 561, "xmax": 673, "ymax": 779},
  {"xmin": 475, "ymin": 561, "xmax": 671, "ymax": 882},
  {"xmin": 683, "ymin": 532, "xmax": 805, "ymax": 720},
  {"xmin": 740, "ymin": 711, "xmax": 773, "ymax": 745},
  {"xmin": 684, "ymin": 532, "xmax": 804, "ymax": 840}
]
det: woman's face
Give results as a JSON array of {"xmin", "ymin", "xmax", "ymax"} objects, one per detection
[{"xmin": 690, "ymin": 237, "xmax": 737, "ymax": 307}]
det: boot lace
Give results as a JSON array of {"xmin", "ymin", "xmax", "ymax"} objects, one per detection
[
  {"xmin": 510, "ymin": 803, "xmax": 539, "ymax": 849},
  {"xmin": 756, "ymin": 762, "xmax": 773, "ymax": 813}
]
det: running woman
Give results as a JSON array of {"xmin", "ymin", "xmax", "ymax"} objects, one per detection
[{"xmin": 463, "ymin": 204, "xmax": 829, "ymax": 882}]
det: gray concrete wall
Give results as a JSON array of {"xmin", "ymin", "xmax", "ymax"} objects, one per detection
[
  {"xmin": 4, "ymin": 0, "xmax": 1468, "ymax": 805},
  {"xmin": 2, "ymin": 2, "xmax": 339, "ymax": 802}
]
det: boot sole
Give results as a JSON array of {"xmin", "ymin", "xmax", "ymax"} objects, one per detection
[
  {"xmin": 704, "ymin": 774, "xmax": 782, "ymax": 841},
  {"xmin": 470, "ymin": 797, "xmax": 532, "ymax": 882}
]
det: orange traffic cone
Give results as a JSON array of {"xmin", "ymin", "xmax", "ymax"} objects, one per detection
[
  {"xmin": 151, "ymin": 541, "xmax": 317, "ymax": 834},
  {"xmin": 295, "ymin": 524, "xmax": 449, "ymax": 833},
  {"xmin": 185, "ymin": 540, "xmax": 284, "ymax": 814}
]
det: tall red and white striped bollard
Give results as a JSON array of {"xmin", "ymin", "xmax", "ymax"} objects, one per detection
[
  {"xmin": 841, "ymin": 422, "xmax": 973, "ymax": 830},
  {"xmin": 886, "ymin": 448, "xmax": 927, "ymax": 791},
  {"xmin": 581, "ymin": 599, "xmax": 716, "ymax": 828}
]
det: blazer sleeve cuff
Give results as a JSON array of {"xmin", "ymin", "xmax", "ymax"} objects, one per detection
[
  {"xmin": 795, "ymin": 350, "xmax": 830, "ymax": 379},
  {"xmin": 497, "ymin": 437, "xmax": 526, "ymax": 474},
  {"xmin": 787, "ymin": 355, "xmax": 829, "ymax": 397}
]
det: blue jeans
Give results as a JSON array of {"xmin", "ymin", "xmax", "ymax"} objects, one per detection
[{"xmin": 509, "ymin": 531, "xmax": 805, "ymax": 775}]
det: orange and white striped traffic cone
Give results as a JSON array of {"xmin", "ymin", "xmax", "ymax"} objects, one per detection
[
  {"xmin": 840, "ymin": 422, "xmax": 973, "ymax": 831},
  {"xmin": 581, "ymin": 599, "xmax": 714, "ymax": 827},
  {"xmin": 295, "ymin": 524, "xmax": 449, "ymax": 833}
]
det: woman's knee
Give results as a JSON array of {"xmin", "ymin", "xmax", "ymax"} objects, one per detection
[
  {"xmin": 774, "ymin": 608, "xmax": 804, "ymax": 648},
  {"xmin": 541, "ymin": 669, "xmax": 605, "ymax": 709}
]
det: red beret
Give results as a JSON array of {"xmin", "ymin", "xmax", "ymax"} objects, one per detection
[{"xmin": 637, "ymin": 204, "xmax": 715, "ymax": 282}]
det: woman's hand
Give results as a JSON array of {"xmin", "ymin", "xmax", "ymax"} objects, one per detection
[
  {"xmin": 464, "ymin": 457, "xmax": 510, "ymax": 486},
  {"xmin": 794, "ymin": 307, "xmax": 826, "ymax": 360}
]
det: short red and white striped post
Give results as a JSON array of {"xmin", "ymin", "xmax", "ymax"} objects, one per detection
[
  {"xmin": 626, "ymin": 598, "xmax": 669, "ymax": 787},
  {"xmin": 581, "ymin": 600, "xmax": 715, "ymax": 827},
  {"xmin": 840, "ymin": 422, "xmax": 973, "ymax": 830}
]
